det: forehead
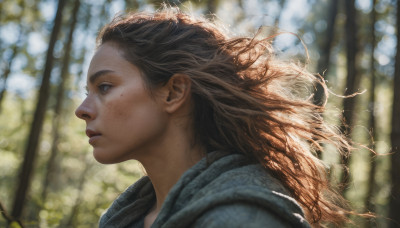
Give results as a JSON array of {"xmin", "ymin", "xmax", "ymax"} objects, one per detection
[
  {"xmin": 89, "ymin": 42, "xmax": 124, "ymax": 69},
  {"xmin": 87, "ymin": 42, "xmax": 133, "ymax": 82},
  {"xmin": 86, "ymin": 42, "xmax": 147, "ymax": 86}
]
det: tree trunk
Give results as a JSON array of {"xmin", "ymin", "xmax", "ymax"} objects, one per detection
[
  {"xmin": 124, "ymin": 0, "xmax": 139, "ymax": 9},
  {"xmin": 0, "ymin": 201, "xmax": 24, "ymax": 227},
  {"xmin": 365, "ymin": 0, "xmax": 377, "ymax": 227},
  {"xmin": 0, "ymin": 1, "xmax": 3, "ymax": 51},
  {"xmin": 11, "ymin": 0, "xmax": 66, "ymax": 221},
  {"xmin": 41, "ymin": 0, "xmax": 81, "ymax": 202},
  {"xmin": 389, "ymin": 0, "xmax": 400, "ymax": 226},
  {"xmin": 63, "ymin": 163, "xmax": 91, "ymax": 227},
  {"xmin": 274, "ymin": 0, "xmax": 286, "ymax": 28},
  {"xmin": 0, "ymin": 41, "xmax": 20, "ymax": 113},
  {"xmin": 339, "ymin": 0, "xmax": 360, "ymax": 194},
  {"xmin": 313, "ymin": 0, "xmax": 339, "ymax": 106},
  {"xmin": 0, "ymin": 0, "xmax": 26, "ymax": 113},
  {"xmin": 206, "ymin": 0, "xmax": 218, "ymax": 15},
  {"xmin": 73, "ymin": 3, "xmax": 96, "ymax": 87}
]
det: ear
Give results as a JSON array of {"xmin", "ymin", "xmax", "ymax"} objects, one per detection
[{"xmin": 161, "ymin": 74, "xmax": 191, "ymax": 114}]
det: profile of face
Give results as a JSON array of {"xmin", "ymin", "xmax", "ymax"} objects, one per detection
[{"xmin": 75, "ymin": 42, "xmax": 169, "ymax": 164}]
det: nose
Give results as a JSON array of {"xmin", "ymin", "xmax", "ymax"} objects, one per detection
[{"xmin": 75, "ymin": 98, "xmax": 96, "ymax": 121}]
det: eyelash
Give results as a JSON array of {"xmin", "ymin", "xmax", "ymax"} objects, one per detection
[
  {"xmin": 98, "ymin": 83, "xmax": 112, "ymax": 94},
  {"xmin": 84, "ymin": 83, "xmax": 112, "ymax": 96}
]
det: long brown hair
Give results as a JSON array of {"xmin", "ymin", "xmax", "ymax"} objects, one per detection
[{"xmin": 98, "ymin": 7, "xmax": 352, "ymax": 226}]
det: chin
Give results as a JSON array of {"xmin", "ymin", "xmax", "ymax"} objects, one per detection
[
  {"xmin": 92, "ymin": 149, "xmax": 129, "ymax": 164},
  {"xmin": 93, "ymin": 150, "xmax": 116, "ymax": 164}
]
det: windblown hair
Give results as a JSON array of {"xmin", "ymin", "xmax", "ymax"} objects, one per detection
[{"xmin": 98, "ymin": 7, "xmax": 353, "ymax": 226}]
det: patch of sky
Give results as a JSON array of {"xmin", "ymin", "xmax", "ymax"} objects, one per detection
[
  {"xmin": 109, "ymin": 0, "xmax": 125, "ymax": 16},
  {"xmin": 139, "ymin": 2, "xmax": 155, "ymax": 11},
  {"xmin": 1, "ymin": 49, "xmax": 14, "ymax": 63},
  {"xmin": 375, "ymin": 52, "xmax": 390, "ymax": 66},
  {"xmin": 69, "ymin": 63, "xmax": 81, "ymax": 77},
  {"xmin": 279, "ymin": 0, "xmax": 310, "ymax": 32},
  {"xmin": 271, "ymin": 0, "xmax": 310, "ymax": 54},
  {"xmin": 217, "ymin": 0, "xmax": 310, "ymax": 43},
  {"xmin": 355, "ymin": 0, "xmax": 372, "ymax": 13},
  {"xmin": 302, "ymin": 32, "xmax": 315, "ymax": 45},
  {"xmin": 0, "ymin": 22, "xmax": 19, "ymax": 44},
  {"xmin": 384, "ymin": 24, "xmax": 395, "ymax": 35},
  {"xmin": 49, "ymin": 66, "xmax": 61, "ymax": 85},
  {"xmin": 35, "ymin": 56, "xmax": 45, "ymax": 72},
  {"xmin": 376, "ymin": 0, "xmax": 393, "ymax": 14},
  {"xmin": 274, "ymin": 33, "xmax": 303, "ymax": 58},
  {"xmin": 243, "ymin": 0, "xmax": 282, "ymax": 30},
  {"xmin": 7, "ymin": 73, "xmax": 36, "ymax": 98},
  {"xmin": 27, "ymin": 32, "xmax": 47, "ymax": 55},
  {"xmin": 38, "ymin": 0, "xmax": 56, "ymax": 21},
  {"xmin": 376, "ymin": 35, "xmax": 397, "ymax": 63},
  {"xmin": 375, "ymin": 20, "xmax": 394, "ymax": 36},
  {"xmin": 10, "ymin": 54, "xmax": 27, "ymax": 72}
]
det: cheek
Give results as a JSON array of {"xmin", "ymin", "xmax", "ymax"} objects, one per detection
[
  {"xmin": 104, "ymin": 91, "xmax": 138, "ymax": 119},
  {"xmin": 103, "ymin": 100, "xmax": 127, "ymax": 121},
  {"xmin": 105, "ymin": 91, "xmax": 165, "ymax": 131}
]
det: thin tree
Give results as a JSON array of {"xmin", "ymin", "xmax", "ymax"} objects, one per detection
[
  {"xmin": 124, "ymin": 0, "xmax": 139, "ymax": 9},
  {"xmin": 264, "ymin": 0, "xmax": 286, "ymax": 40},
  {"xmin": 389, "ymin": 0, "xmax": 400, "ymax": 226},
  {"xmin": 0, "ymin": 0, "xmax": 6, "ymax": 51},
  {"xmin": 0, "ymin": 201, "xmax": 24, "ymax": 227},
  {"xmin": 41, "ymin": 0, "xmax": 81, "ymax": 202},
  {"xmin": 365, "ymin": 0, "xmax": 377, "ymax": 226},
  {"xmin": 310, "ymin": 0, "xmax": 340, "ymax": 161},
  {"xmin": 339, "ymin": 0, "xmax": 361, "ymax": 194},
  {"xmin": 206, "ymin": 0, "xmax": 218, "ymax": 15},
  {"xmin": 275, "ymin": 0, "xmax": 286, "ymax": 29},
  {"xmin": 0, "ymin": 0, "xmax": 26, "ymax": 113},
  {"xmin": 313, "ymin": 0, "xmax": 339, "ymax": 107},
  {"xmin": 63, "ymin": 162, "xmax": 92, "ymax": 227},
  {"xmin": 11, "ymin": 0, "xmax": 67, "ymax": 221}
]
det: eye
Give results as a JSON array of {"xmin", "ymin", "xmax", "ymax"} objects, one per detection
[
  {"xmin": 84, "ymin": 86, "xmax": 89, "ymax": 96},
  {"xmin": 98, "ymin": 83, "xmax": 112, "ymax": 94}
]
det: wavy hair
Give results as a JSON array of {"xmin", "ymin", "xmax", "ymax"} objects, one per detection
[{"xmin": 97, "ymin": 7, "xmax": 352, "ymax": 226}]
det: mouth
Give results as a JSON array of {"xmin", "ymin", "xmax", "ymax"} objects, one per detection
[
  {"xmin": 86, "ymin": 129, "xmax": 102, "ymax": 138},
  {"xmin": 86, "ymin": 129, "xmax": 102, "ymax": 145}
]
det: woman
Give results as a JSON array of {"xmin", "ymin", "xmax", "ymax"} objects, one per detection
[{"xmin": 75, "ymin": 7, "xmax": 352, "ymax": 228}]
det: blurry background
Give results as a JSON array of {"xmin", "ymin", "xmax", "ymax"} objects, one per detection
[{"xmin": 0, "ymin": 0, "xmax": 398, "ymax": 227}]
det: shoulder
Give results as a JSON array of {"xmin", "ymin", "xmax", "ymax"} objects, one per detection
[
  {"xmin": 195, "ymin": 162, "xmax": 294, "ymax": 204},
  {"xmin": 191, "ymin": 202, "xmax": 293, "ymax": 228},
  {"xmin": 156, "ymin": 153, "xmax": 310, "ymax": 227},
  {"xmin": 185, "ymin": 183, "xmax": 309, "ymax": 228},
  {"xmin": 99, "ymin": 176, "xmax": 154, "ymax": 227},
  {"xmin": 188, "ymin": 163, "xmax": 310, "ymax": 227}
]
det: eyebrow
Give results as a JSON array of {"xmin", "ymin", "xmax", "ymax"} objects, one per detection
[{"xmin": 88, "ymin": 70, "xmax": 114, "ymax": 84}]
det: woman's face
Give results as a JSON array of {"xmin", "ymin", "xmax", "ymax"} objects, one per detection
[{"xmin": 75, "ymin": 42, "xmax": 168, "ymax": 164}]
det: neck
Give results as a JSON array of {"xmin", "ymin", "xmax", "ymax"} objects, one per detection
[
  {"xmin": 144, "ymin": 153, "xmax": 202, "ymax": 211},
  {"xmin": 138, "ymin": 127, "xmax": 204, "ymax": 212}
]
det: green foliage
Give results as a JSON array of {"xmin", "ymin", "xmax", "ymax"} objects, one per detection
[
  {"xmin": 0, "ymin": 92, "xmax": 144, "ymax": 227},
  {"xmin": 9, "ymin": 221, "xmax": 23, "ymax": 228}
]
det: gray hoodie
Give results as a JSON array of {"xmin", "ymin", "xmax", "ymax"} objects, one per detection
[{"xmin": 99, "ymin": 152, "xmax": 311, "ymax": 228}]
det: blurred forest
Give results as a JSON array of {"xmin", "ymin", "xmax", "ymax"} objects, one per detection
[{"xmin": 0, "ymin": 0, "xmax": 399, "ymax": 227}]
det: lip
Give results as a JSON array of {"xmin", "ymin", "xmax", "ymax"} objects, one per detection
[{"xmin": 86, "ymin": 129, "xmax": 102, "ymax": 145}]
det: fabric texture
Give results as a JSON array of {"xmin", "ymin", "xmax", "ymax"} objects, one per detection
[{"xmin": 99, "ymin": 152, "xmax": 311, "ymax": 228}]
